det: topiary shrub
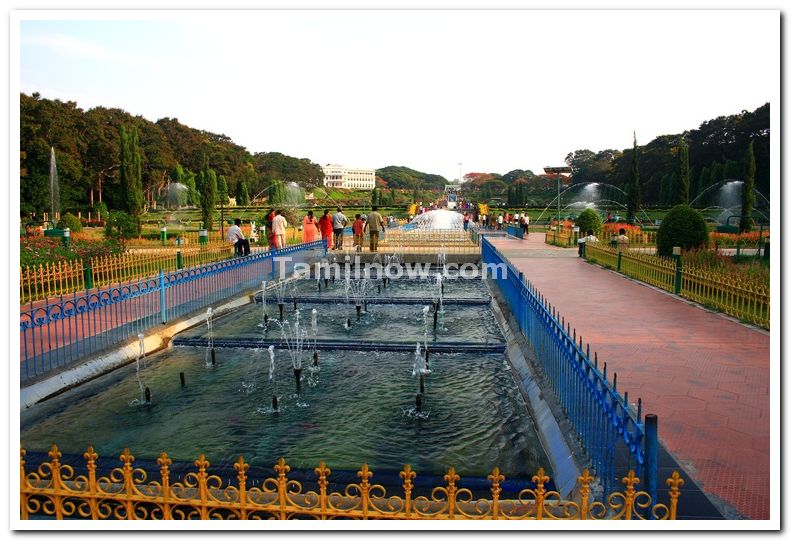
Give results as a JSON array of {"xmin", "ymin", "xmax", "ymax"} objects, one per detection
[
  {"xmin": 656, "ymin": 204, "xmax": 708, "ymax": 257},
  {"xmin": 58, "ymin": 212, "xmax": 83, "ymax": 233},
  {"xmin": 105, "ymin": 211, "xmax": 140, "ymax": 240},
  {"xmin": 575, "ymin": 208, "xmax": 603, "ymax": 236}
]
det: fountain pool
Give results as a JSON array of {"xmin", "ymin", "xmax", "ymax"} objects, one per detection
[{"xmin": 20, "ymin": 271, "xmax": 552, "ymax": 491}]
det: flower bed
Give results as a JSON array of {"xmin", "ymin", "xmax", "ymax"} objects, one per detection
[{"xmin": 20, "ymin": 236, "xmax": 123, "ymax": 268}]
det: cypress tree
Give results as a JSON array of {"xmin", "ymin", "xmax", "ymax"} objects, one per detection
[
  {"xmin": 740, "ymin": 140, "xmax": 756, "ymax": 232},
  {"xmin": 626, "ymin": 132, "xmax": 641, "ymax": 221},
  {"xmin": 217, "ymin": 175, "xmax": 229, "ymax": 205},
  {"xmin": 696, "ymin": 166, "xmax": 711, "ymax": 201},
  {"xmin": 710, "ymin": 161, "xmax": 725, "ymax": 186},
  {"xmin": 236, "ymin": 180, "xmax": 250, "ymax": 206},
  {"xmin": 673, "ymin": 138, "xmax": 690, "ymax": 205},
  {"xmin": 118, "ymin": 125, "xmax": 144, "ymax": 222},
  {"xmin": 198, "ymin": 167, "xmax": 217, "ymax": 231}
]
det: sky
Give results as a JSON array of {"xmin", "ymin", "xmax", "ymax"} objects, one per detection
[{"xmin": 15, "ymin": 9, "xmax": 778, "ymax": 183}]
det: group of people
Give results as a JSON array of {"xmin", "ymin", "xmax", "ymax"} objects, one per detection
[{"xmin": 300, "ymin": 206, "xmax": 386, "ymax": 252}]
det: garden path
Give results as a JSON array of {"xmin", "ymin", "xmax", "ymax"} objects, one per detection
[{"xmin": 488, "ymin": 233, "xmax": 771, "ymax": 520}]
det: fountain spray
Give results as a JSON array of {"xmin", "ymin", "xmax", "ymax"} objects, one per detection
[
  {"xmin": 311, "ymin": 308, "xmax": 319, "ymax": 367},
  {"xmin": 268, "ymin": 345, "xmax": 279, "ymax": 411},
  {"xmin": 135, "ymin": 333, "xmax": 149, "ymax": 404},
  {"xmin": 259, "ymin": 281, "xmax": 269, "ymax": 328},
  {"xmin": 204, "ymin": 307, "xmax": 215, "ymax": 367}
]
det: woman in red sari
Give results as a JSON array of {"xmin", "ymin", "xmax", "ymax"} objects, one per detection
[
  {"xmin": 302, "ymin": 210, "xmax": 321, "ymax": 243},
  {"xmin": 318, "ymin": 209, "xmax": 333, "ymax": 249}
]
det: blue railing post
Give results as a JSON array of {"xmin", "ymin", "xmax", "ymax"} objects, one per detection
[
  {"xmin": 159, "ymin": 269, "xmax": 167, "ymax": 323},
  {"xmin": 644, "ymin": 413, "xmax": 658, "ymax": 513}
]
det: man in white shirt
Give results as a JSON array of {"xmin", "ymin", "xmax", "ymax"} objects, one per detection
[
  {"xmin": 272, "ymin": 210, "xmax": 288, "ymax": 249},
  {"xmin": 332, "ymin": 206, "xmax": 348, "ymax": 250},
  {"xmin": 226, "ymin": 218, "xmax": 250, "ymax": 256}
]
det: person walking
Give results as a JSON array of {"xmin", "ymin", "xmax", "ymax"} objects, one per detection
[
  {"xmin": 318, "ymin": 209, "xmax": 333, "ymax": 250},
  {"xmin": 332, "ymin": 206, "xmax": 348, "ymax": 250},
  {"xmin": 272, "ymin": 209, "xmax": 288, "ymax": 249},
  {"xmin": 226, "ymin": 218, "xmax": 251, "ymax": 256},
  {"xmin": 522, "ymin": 213, "xmax": 530, "ymax": 236},
  {"xmin": 577, "ymin": 229, "xmax": 598, "ymax": 257},
  {"xmin": 265, "ymin": 208, "xmax": 278, "ymax": 249},
  {"xmin": 352, "ymin": 213, "xmax": 364, "ymax": 252},
  {"xmin": 365, "ymin": 205, "xmax": 385, "ymax": 252},
  {"xmin": 302, "ymin": 210, "xmax": 321, "ymax": 243},
  {"xmin": 463, "ymin": 213, "xmax": 470, "ymax": 231}
]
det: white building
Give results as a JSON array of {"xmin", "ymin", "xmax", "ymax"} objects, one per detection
[{"xmin": 322, "ymin": 164, "xmax": 376, "ymax": 190}]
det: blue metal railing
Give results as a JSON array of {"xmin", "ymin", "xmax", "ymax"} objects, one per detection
[
  {"xmin": 20, "ymin": 240, "xmax": 326, "ymax": 383},
  {"xmin": 482, "ymin": 237, "xmax": 656, "ymax": 496},
  {"xmin": 506, "ymin": 225, "xmax": 524, "ymax": 239}
]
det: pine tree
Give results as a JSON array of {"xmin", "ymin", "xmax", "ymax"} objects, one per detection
[
  {"xmin": 626, "ymin": 132, "xmax": 641, "ymax": 221},
  {"xmin": 673, "ymin": 138, "xmax": 690, "ymax": 205},
  {"xmin": 118, "ymin": 125, "xmax": 144, "ymax": 224},
  {"xmin": 740, "ymin": 140, "xmax": 756, "ymax": 233}
]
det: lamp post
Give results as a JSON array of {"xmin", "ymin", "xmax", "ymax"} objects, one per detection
[{"xmin": 544, "ymin": 166, "xmax": 572, "ymax": 227}]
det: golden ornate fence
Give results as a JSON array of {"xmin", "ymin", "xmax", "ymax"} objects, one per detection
[
  {"xmin": 584, "ymin": 243, "xmax": 769, "ymax": 328},
  {"xmin": 21, "ymin": 445, "xmax": 684, "ymax": 520},
  {"xmin": 20, "ymin": 241, "xmax": 235, "ymax": 304}
]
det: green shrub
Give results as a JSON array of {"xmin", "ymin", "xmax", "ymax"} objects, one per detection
[
  {"xmin": 105, "ymin": 211, "xmax": 140, "ymax": 240},
  {"xmin": 575, "ymin": 209, "xmax": 602, "ymax": 236},
  {"xmin": 656, "ymin": 205, "xmax": 708, "ymax": 257},
  {"xmin": 58, "ymin": 212, "xmax": 83, "ymax": 233}
]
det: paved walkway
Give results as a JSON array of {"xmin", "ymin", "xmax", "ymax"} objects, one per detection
[{"xmin": 488, "ymin": 233, "xmax": 771, "ymax": 520}]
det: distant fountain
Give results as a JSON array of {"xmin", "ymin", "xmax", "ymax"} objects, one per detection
[
  {"xmin": 165, "ymin": 182, "xmax": 189, "ymax": 208},
  {"xmin": 408, "ymin": 209, "xmax": 464, "ymax": 230},
  {"xmin": 535, "ymin": 182, "xmax": 651, "ymax": 223},
  {"xmin": 204, "ymin": 308, "xmax": 215, "ymax": 367},
  {"xmin": 344, "ymin": 276, "xmax": 352, "ymax": 329},
  {"xmin": 49, "ymin": 147, "xmax": 60, "ymax": 227},
  {"xmin": 690, "ymin": 179, "xmax": 770, "ymax": 225}
]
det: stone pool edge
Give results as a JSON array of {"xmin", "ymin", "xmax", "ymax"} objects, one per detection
[{"xmin": 487, "ymin": 281, "xmax": 583, "ymax": 499}]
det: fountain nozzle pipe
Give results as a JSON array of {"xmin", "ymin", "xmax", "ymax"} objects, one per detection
[
  {"xmin": 324, "ymin": 278, "xmax": 329, "ymax": 288},
  {"xmin": 313, "ymin": 351, "xmax": 319, "ymax": 367},
  {"xmin": 347, "ymin": 317, "xmax": 352, "ymax": 328},
  {"xmin": 145, "ymin": 386, "xmax": 151, "ymax": 404},
  {"xmin": 356, "ymin": 305, "xmax": 361, "ymax": 321},
  {"xmin": 419, "ymin": 374, "xmax": 425, "ymax": 394},
  {"xmin": 318, "ymin": 280, "xmax": 321, "ymax": 291},
  {"xmin": 433, "ymin": 309, "xmax": 438, "ymax": 330},
  {"xmin": 211, "ymin": 347, "xmax": 216, "ymax": 365},
  {"xmin": 377, "ymin": 285, "xmax": 381, "ymax": 294},
  {"xmin": 415, "ymin": 393, "xmax": 423, "ymax": 412},
  {"xmin": 293, "ymin": 299, "xmax": 298, "ymax": 311},
  {"xmin": 425, "ymin": 348, "xmax": 429, "ymax": 368},
  {"xmin": 272, "ymin": 395, "xmax": 279, "ymax": 411},
  {"xmin": 179, "ymin": 372, "xmax": 185, "ymax": 387},
  {"xmin": 294, "ymin": 368, "xmax": 302, "ymax": 394},
  {"xmin": 279, "ymin": 303, "xmax": 284, "ymax": 321}
]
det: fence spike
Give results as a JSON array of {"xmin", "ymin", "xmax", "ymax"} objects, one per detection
[
  {"xmin": 637, "ymin": 398, "xmax": 642, "ymax": 422},
  {"xmin": 613, "ymin": 372, "xmax": 617, "ymax": 392},
  {"xmin": 594, "ymin": 352, "xmax": 598, "ymax": 369}
]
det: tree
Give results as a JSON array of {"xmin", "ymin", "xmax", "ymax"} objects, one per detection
[
  {"xmin": 217, "ymin": 175, "xmax": 229, "ymax": 205},
  {"xmin": 740, "ymin": 140, "xmax": 756, "ymax": 233},
  {"xmin": 371, "ymin": 187, "xmax": 379, "ymax": 206},
  {"xmin": 236, "ymin": 180, "xmax": 250, "ymax": 206},
  {"xmin": 118, "ymin": 125, "xmax": 144, "ymax": 232},
  {"xmin": 694, "ymin": 166, "xmax": 711, "ymax": 202},
  {"xmin": 673, "ymin": 138, "xmax": 690, "ymax": 205},
  {"xmin": 197, "ymin": 167, "xmax": 217, "ymax": 231},
  {"xmin": 626, "ymin": 133, "xmax": 641, "ymax": 221},
  {"xmin": 656, "ymin": 205, "xmax": 709, "ymax": 257}
]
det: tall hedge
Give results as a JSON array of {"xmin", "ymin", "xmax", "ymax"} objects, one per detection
[{"xmin": 656, "ymin": 205, "xmax": 708, "ymax": 257}]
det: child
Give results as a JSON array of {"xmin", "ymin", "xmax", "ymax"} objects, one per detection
[{"xmin": 352, "ymin": 213, "xmax": 364, "ymax": 252}]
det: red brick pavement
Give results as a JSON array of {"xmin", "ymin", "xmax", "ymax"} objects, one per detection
[{"xmin": 488, "ymin": 233, "xmax": 771, "ymax": 520}]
